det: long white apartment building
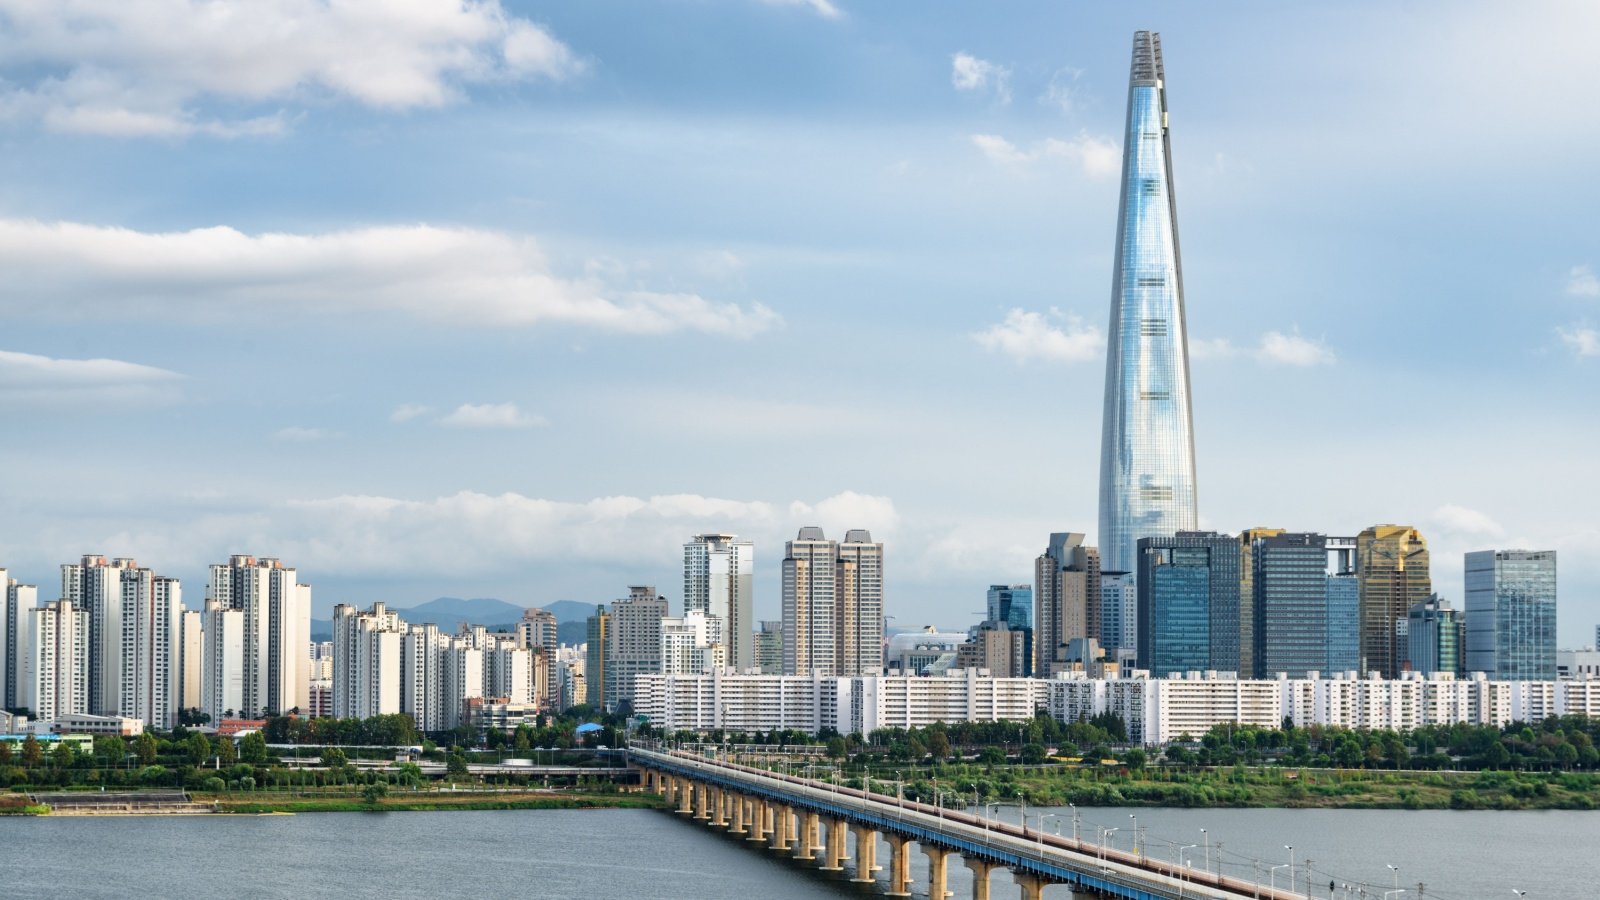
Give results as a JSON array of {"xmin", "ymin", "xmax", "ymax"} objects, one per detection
[{"xmin": 17, "ymin": 599, "xmax": 91, "ymax": 722}]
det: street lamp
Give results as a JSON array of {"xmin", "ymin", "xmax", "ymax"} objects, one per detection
[
  {"xmin": 1037, "ymin": 813, "xmax": 1061, "ymax": 852},
  {"xmin": 1285, "ymin": 845, "xmax": 1295, "ymax": 895},
  {"xmin": 1387, "ymin": 864, "xmax": 1400, "ymax": 892},
  {"xmin": 1129, "ymin": 814, "xmax": 1139, "ymax": 856},
  {"xmin": 1200, "ymin": 828, "xmax": 1209, "ymax": 874},
  {"xmin": 1099, "ymin": 826, "xmax": 1119, "ymax": 863},
  {"xmin": 1271, "ymin": 864, "xmax": 1290, "ymax": 892},
  {"xmin": 1069, "ymin": 802, "xmax": 1081, "ymax": 844}
]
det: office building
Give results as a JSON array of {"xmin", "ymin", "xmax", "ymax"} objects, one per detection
[
  {"xmin": 1100, "ymin": 571, "xmax": 1136, "ymax": 654},
  {"xmin": 1408, "ymin": 595, "xmax": 1465, "ymax": 677},
  {"xmin": 1325, "ymin": 573, "xmax": 1360, "ymax": 674},
  {"xmin": 1357, "ymin": 526, "xmax": 1431, "ymax": 677},
  {"xmin": 987, "ymin": 584, "xmax": 1032, "ymax": 630},
  {"xmin": 684, "ymin": 533, "xmax": 754, "ymax": 671},
  {"xmin": 1035, "ymin": 533, "xmax": 1100, "ymax": 676},
  {"xmin": 1465, "ymin": 550, "xmax": 1557, "ymax": 680},
  {"xmin": 755, "ymin": 620, "xmax": 783, "ymax": 674},
  {"xmin": 605, "ymin": 586, "xmax": 666, "ymax": 712},
  {"xmin": 584, "ymin": 605, "xmax": 608, "ymax": 708},
  {"xmin": 1252, "ymin": 533, "xmax": 1330, "ymax": 678},
  {"xmin": 1136, "ymin": 531, "xmax": 1240, "ymax": 675},
  {"xmin": 955, "ymin": 623, "xmax": 1030, "ymax": 678},
  {"xmin": 1098, "ymin": 30, "xmax": 1200, "ymax": 583},
  {"xmin": 1236, "ymin": 528, "xmax": 1285, "ymax": 677}
]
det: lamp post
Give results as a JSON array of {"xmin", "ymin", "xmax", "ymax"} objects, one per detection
[
  {"xmin": 1285, "ymin": 845, "xmax": 1295, "ymax": 895},
  {"xmin": 1387, "ymin": 864, "xmax": 1399, "ymax": 893},
  {"xmin": 1200, "ymin": 828, "xmax": 1209, "ymax": 874},
  {"xmin": 1069, "ymin": 802, "xmax": 1081, "ymax": 844},
  {"xmin": 1271, "ymin": 864, "xmax": 1290, "ymax": 892},
  {"xmin": 1037, "ymin": 813, "xmax": 1060, "ymax": 852},
  {"xmin": 1099, "ymin": 826, "xmax": 1119, "ymax": 864},
  {"xmin": 1129, "ymin": 813, "xmax": 1139, "ymax": 857}
]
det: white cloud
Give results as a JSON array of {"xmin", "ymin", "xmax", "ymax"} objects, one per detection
[
  {"xmin": 951, "ymin": 53, "xmax": 1010, "ymax": 104},
  {"xmin": 1569, "ymin": 266, "xmax": 1600, "ymax": 298},
  {"xmin": 757, "ymin": 0, "xmax": 842, "ymax": 19},
  {"xmin": 788, "ymin": 491, "xmax": 899, "ymax": 537},
  {"xmin": 1256, "ymin": 330, "xmax": 1336, "ymax": 367},
  {"xmin": 390, "ymin": 404, "xmax": 432, "ymax": 424},
  {"xmin": 437, "ymin": 402, "xmax": 546, "ymax": 429},
  {"xmin": 971, "ymin": 133, "xmax": 1119, "ymax": 179},
  {"xmin": 1041, "ymin": 66, "xmax": 1085, "ymax": 114},
  {"xmin": 1558, "ymin": 324, "xmax": 1600, "ymax": 357},
  {"xmin": 0, "ymin": 348, "xmax": 181, "ymax": 403},
  {"xmin": 1431, "ymin": 504, "xmax": 1507, "ymax": 539},
  {"xmin": 272, "ymin": 426, "xmax": 336, "ymax": 442},
  {"xmin": 0, "ymin": 218, "xmax": 781, "ymax": 338},
  {"xmin": 0, "ymin": 0, "xmax": 582, "ymax": 137},
  {"xmin": 1188, "ymin": 337, "xmax": 1238, "ymax": 361},
  {"xmin": 972, "ymin": 308, "xmax": 1102, "ymax": 364}
]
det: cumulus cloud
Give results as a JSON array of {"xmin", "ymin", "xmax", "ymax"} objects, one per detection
[
  {"xmin": 1431, "ymin": 504, "xmax": 1507, "ymax": 539},
  {"xmin": 0, "ymin": 218, "xmax": 781, "ymax": 338},
  {"xmin": 272, "ymin": 426, "xmax": 337, "ymax": 442},
  {"xmin": 0, "ymin": 348, "xmax": 181, "ymax": 403},
  {"xmin": 0, "ymin": 0, "xmax": 582, "ymax": 137},
  {"xmin": 788, "ymin": 491, "xmax": 899, "ymax": 537},
  {"xmin": 1568, "ymin": 265, "xmax": 1600, "ymax": 298},
  {"xmin": 970, "ymin": 133, "xmax": 1119, "ymax": 178},
  {"xmin": 951, "ymin": 53, "xmax": 1010, "ymax": 104},
  {"xmin": 972, "ymin": 309, "xmax": 1102, "ymax": 364},
  {"xmin": 1558, "ymin": 324, "xmax": 1600, "ymax": 357},
  {"xmin": 757, "ymin": 0, "xmax": 842, "ymax": 18},
  {"xmin": 1257, "ymin": 330, "xmax": 1336, "ymax": 367},
  {"xmin": 390, "ymin": 404, "xmax": 432, "ymax": 424},
  {"xmin": 437, "ymin": 402, "xmax": 546, "ymax": 429}
]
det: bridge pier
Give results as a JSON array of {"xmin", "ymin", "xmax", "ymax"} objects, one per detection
[
  {"xmin": 693, "ymin": 782, "xmax": 709, "ymax": 820},
  {"xmin": 710, "ymin": 787, "xmax": 727, "ymax": 827},
  {"xmin": 819, "ymin": 817, "xmax": 847, "ymax": 871},
  {"xmin": 768, "ymin": 803, "xmax": 791, "ymax": 851},
  {"xmin": 676, "ymin": 778, "xmax": 693, "ymax": 815},
  {"xmin": 964, "ymin": 858, "xmax": 995, "ymax": 900},
  {"xmin": 884, "ymin": 834, "xmax": 913, "ymax": 897},
  {"xmin": 729, "ymin": 792, "xmax": 747, "ymax": 834},
  {"xmin": 793, "ymin": 811, "xmax": 818, "ymax": 860},
  {"xmin": 926, "ymin": 846, "xmax": 954, "ymax": 899},
  {"xmin": 746, "ymin": 798, "xmax": 768, "ymax": 843},
  {"xmin": 1013, "ymin": 873, "xmax": 1048, "ymax": 900},
  {"xmin": 850, "ymin": 826, "xmax": 878, "ymax": 883}
]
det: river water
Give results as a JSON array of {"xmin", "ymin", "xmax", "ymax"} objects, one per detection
[{"xmin": 0, "ymin": 806, "xmax": 1591, "ymax": 899}]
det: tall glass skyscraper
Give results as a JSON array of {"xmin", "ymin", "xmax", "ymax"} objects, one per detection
[
  {"xmin": 1465, "ymin": 550, "xmax": 1557, "ymax": 680},
  {"xmin": 1098, "ymin": 30, "xmax": 1199, "ymax": 577}
]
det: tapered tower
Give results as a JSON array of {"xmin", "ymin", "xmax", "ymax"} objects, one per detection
[{"xmin": 1098, "ymin": 30, "xmax": 1199, "ymax": 576}]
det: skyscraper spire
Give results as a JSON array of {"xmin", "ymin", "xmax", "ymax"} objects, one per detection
[{"xmin": 1098, "ymin": 30, "xmax": 1199, "ymax": 577}]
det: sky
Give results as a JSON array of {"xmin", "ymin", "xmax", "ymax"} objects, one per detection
[{"xmin": 0, "ymin": 1, "xmax": 1596, "ymax": 646}]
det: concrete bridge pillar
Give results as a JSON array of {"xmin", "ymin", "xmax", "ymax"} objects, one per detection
[
  {"xmin": 1013, "ymin": 873, "xmax": 1047, "ymax": 900},
  {"xmin": 819, "ymin": 817, "xmax": 847, "ymax": 871},
  {"xmin": 729, "ymin": 792, "xmax": 747, "ymax": 834},
  {"xmin": 884, "ymin": 834, "xmax": 913, "ymax": 897},
  {"xmin": 769, "ymin": 803, "xmax": 792, "ymax": 851},
  {"xmin": 851, "ymin": 826, "xmax": 878, "ymax": 883},
  {"xmin": 710, "ymin": 787, "xmax": 727, "ymax": 827},
  {"xmin": 676, "ymin": 778, "xmax": 693, "ymax": 815},
  {"xmin": 745, "ymin": 798, "xmax": 767, "ymax": 842},
  {"xmin": 693, "ymin": 782, "xmax": 709, "ymax": 820},
  {"xmin": 792, "ymin": 810, "xmax": 818, "ymax": 860},
  {"xmin": 963, "ymin": 859, "xmax": 995, "ymax": 900},
  {"xmin": 926, "ymin": 847, "xmax": 954, "ymax": 899}
]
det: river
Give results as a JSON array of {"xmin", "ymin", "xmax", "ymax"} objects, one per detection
[{"xmin": 0, "ymin": 806, "xmax": 1591, "ymax": 898}]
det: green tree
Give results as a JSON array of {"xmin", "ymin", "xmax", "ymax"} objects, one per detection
[
  {"xmin": 1020, "ymin": 743, "xmax": 1048, "ymax": 765},
  {"xmin": 825, "ymin": 736, "xmax": 848, "ymax": 760},
  {"xmin": 926, "ymin": 730, "xmax": 952, "ymax": 761},
  {"xmin": 22, "ymin": 735, "xmax": 44, "ymax": 768},
  {"xmin": 322, "ymin": 746, "xmax": 348, "ymax": 768},
  {"xmin": 446, "ymin": 752, "xmax": 470, "ymax": 778},
  {"xmin": 186, "ymin": 733, "xmax": 212, "ymax": 766},
  {"xmin": 239, "ymin": 731, "xmax": 269, "ymax": 765},
  {"xmin": 362, "ymin": 782, "xmax": 388, "ymax": 805},
  {"xmin": 51, "ymin": 740, "xmax": 76, "ymax": 770},
  {"xmin": 1123, "ymin": 748, "xmax": 1147, "ymax": 770},
  {"xmin": 135, "ymin": 732, "xmax": 159, "ymax": 766},
  {"xmin": 0, "ymin": 741, "xmax": 12, "ymax": 766}
]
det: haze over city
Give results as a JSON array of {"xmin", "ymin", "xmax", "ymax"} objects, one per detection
[{"xmin": 0, "ymin": 1, "xmax": 1595, "ymax": 647}]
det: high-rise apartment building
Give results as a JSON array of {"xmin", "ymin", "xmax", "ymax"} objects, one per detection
[
  {"xmin": 1098, "ymin": 30, "xmax": 1200, "ymax": 580},
  {"xmin": 1407, "ymin": 595, "xmax": 1465, "ymax": 677},
  {"xmin": 60, "ymin": 555, "xmax": 132, "ymax": 716},
  {"xmin": 177, "ymin": 609, "xmax": 203, "ymax": 716},
  {"xmin": 17, "ymin": 599, "xmax": 89, "ymax": 721},
  {"xmin": 836, "ymin": 530, "xmax": 885, "ymax": 677},
  {"xmin": 1465, "ymin": 550, "xmax": 1557, "ymax": 680},
  {"xmin": 1099, "ymin": 572, "xmax": 1136, "ymax": 654},
  {"xmin": 331, "ymin": 602, "xmax": 404, "ymax": 719},
  {"xmin": 660, "ymin": 610, "xmax": 723, "ymax": 675},
  {"xmin": 684, "ymin": 533, "xmax": 754, "ymax": 671},
  {"xmin": 755, "ymin": 620, "xmax": 783, "ymax": 675},
  {"xmin": 59, "ymin": 556, "xmax": 182, "ymax": 727},
  {"xmin": 783, "ymin": 527, "xmax": 837, "ymax": 676},
  {"xmin": 1035, "ymin": 533, "xmax": 1100, "ymax": 677},
  {"xmin": 605, "ymin": 587, "xmax": 667, "ymax": 712},
  {"xmin": 205, "ymin": 556, "xmax": 310, "ymax": 716},
  {"xmin": 987, "ymin": 585, "xmax": 1032, "ymax": 630},
  {"xmin": 1357, "ymin": 526, "xmax": 1431, "ymax": 678},
  {"xmin": 3, "ymin": 574, "xmax": 37, "ymax": 710},
  {"xmin": 515, "ymin": 608, "xmax": 558, "ymax": 707},
  {"xmin": 584, "ymin": 605, "xmax": 608, "ymax": 708}
]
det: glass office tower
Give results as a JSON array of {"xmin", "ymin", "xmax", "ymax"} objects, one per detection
[
  {"xmin": 1098, "ymin": 30, "xmax": 1199, "ymax": 577},
  {"xmin": 1465, "ymin": 550, "xmax": 1557, "ymax": 680}
]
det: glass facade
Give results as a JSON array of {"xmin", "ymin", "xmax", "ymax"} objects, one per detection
[
  {"xmin": 1357, "ymin": 525, "xmax": 1431, "ymax": 678},
  {"xmin": 986, "ymin": 584, "xmax": 1033, "ymax": 630},
  {"xmin": 1325, "ymin": 574, "xmax": 1360, "ymax": 674},
  {"xmin": 1465, "ymin": 550, "xmax": 1557, "ymax": 680},
  {"xmin": 1098, "ymin": 30, "xmax": 1199, "ymax": 577},
  {"xmin": 1407, "ymin": 595, "xmax": 1463, "ymax": 676},
  {"xmin": 1136, "ymin": 532, "xmax": 1237, "ymax": 675},
  {"xmin": 1099, "ymin": 571, "xmax": 1136, "ymax": 653},
  {"xmin": 1253, "ymin": 533, "xmax": 1329, "ymax": 678}
]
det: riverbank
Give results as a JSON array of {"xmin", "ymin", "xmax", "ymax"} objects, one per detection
[{"xmin": 208, "ymin": 790, "xmax": 668, "ymax": 815}]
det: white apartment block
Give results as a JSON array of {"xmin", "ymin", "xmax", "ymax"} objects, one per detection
[
  {"xmin": 331, "ymin": 602, "xmax": 404, "ymax": 719},
  {"xmin": 178, "ymin": 609, "xmax": 203, "ymax": 715},
  {"xmin": 116, "ymin": 569, "xmax": 181, "ymax": 730},
  {"xmin": 207, "ymin": 556, "xmax": 310, "ymax": 717},
  {"xmin": 606, "ymin": 587, "xmax": 667, "ymax": 712},
  {"xmin": 661, "ymin": 609, "xmax": 723, "ymax": 676},
  {"xmin": 60, "ymin": 555, "xmax": 134, "ymax": 716},
  {"xmin": 203, "ymin": 602, "xmax": 245, "ymax": 721},
  {"xmin": 18, "ymin": 599, "xmax": 90, "ymax": 722},
  {"xmin": 684, "ymin": 534, "xmax": 755, "ymax": 672},
  {"xmin": 3, "ymin": 575, "xmax": 39, "ymax": 710}
]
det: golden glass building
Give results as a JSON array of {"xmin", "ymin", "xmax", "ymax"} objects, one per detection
[{"xmin": 1356, "ymin": 525, "xmax": 1431, "ymax": 677}]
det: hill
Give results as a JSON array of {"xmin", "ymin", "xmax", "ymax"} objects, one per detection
[{"xmin": 310, "ymin": 596, "xmax": 604, "ymax": 643}]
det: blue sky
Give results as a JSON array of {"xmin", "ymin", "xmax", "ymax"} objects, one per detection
[{"xmin": 0, "ymin": 1, "xmax": 1596, "ymax": 645}]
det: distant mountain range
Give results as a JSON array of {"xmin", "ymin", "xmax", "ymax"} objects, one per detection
[{"xmin": 310, "ymin": 597, "xmax": 607, "ymax": 643}]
